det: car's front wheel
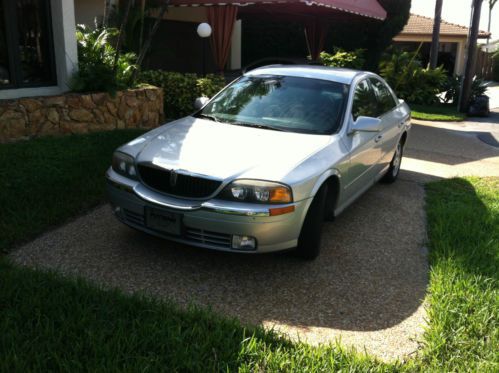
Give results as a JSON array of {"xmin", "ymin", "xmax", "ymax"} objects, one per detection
[
  {"xmin": 293, "ymin": 184, "xmax": 327, "ymax": 260},
  {"xmin": 381, "ymin": 140, "xmax": 404, "ymax": 183}
]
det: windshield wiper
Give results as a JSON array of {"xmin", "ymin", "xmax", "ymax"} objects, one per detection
[
  {"xmin": 230, "ymin": 121, "xmax": 285, "ymax": 132},
  {"xmin": 197, "ymin": 113, "xmax": 221, "ymax": 122}
]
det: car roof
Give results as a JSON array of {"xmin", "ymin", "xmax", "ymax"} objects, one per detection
[{"xmin": 245, "ymin": 65, "xmax": 366, "ymax": 85}]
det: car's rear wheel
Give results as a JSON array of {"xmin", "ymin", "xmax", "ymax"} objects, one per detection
[
  {"xmin": 293, "ymin": 184, "xmax": 327, "ymax": 260},
  {"xmin": 381, "ymin": 140, "xmax": 403, "ymax": 184}
]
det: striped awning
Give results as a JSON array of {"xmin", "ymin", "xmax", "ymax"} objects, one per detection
[{"xmin": 169, "ymin": 0, "xmax": 387, "ymax": 20}]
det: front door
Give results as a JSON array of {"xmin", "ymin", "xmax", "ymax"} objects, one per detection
[{"xmin": 342, "ymin": 79, "xmax": 382, "ymax": 202}]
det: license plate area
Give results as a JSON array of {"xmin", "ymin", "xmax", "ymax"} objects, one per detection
[{"xmin": 146, "ymin": 208, "xmax": 182, "ymax": 236}]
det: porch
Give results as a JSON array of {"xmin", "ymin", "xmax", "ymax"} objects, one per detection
[{"xmin": 142, "ymin": 0, "xmax": 387, "ymax": 74}]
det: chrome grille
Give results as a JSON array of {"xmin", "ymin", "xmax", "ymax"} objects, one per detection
[
  {"xmin": 123, "ymin": 209, "xmax": 145, "ymax": 226},
  {"xmin": 184, "ymin": 228, "xmax": 232, "ymax": 248},
  {"xmin": 138, "ymin": 164, "xmax": 222, "ymax": 199}
]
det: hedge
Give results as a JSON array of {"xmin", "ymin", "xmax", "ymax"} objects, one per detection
[{"xmin": 140, "ymin": 71, "xmax": 226, "ymax": 119}]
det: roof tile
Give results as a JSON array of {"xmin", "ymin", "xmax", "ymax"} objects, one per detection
[{"xmin": 400, "ymin": 13, "xmax": 490, "ymax": 38}]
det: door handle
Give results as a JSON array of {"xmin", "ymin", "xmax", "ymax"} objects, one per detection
[{"xmin": 375, "ymin": 135, "xmax": 383, "ymax": 143}]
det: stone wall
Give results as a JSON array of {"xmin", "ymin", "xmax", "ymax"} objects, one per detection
[{"xmin": 0, "ymin": 86, "xmax": 164, "ymax": 143}]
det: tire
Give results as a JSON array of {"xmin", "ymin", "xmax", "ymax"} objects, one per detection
[
  {"xmin": 293, "ymin": 184, "xmax": 327, "ymax": 260},
  {"xmin": 324, "ymin": 181, "xmax": 337, "ymax": 222},
  {"xmin": 381, "ymin": 140, "xmax": 403, "ymax": 184}
]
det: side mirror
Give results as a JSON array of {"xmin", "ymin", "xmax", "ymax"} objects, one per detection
[
  {"xmin": 194, "ymin": 96, "xmax": 209, "ymax": 110},
  {"xmin": 349, "ymin": 116, "xmax": 381, "ymax": 134}
]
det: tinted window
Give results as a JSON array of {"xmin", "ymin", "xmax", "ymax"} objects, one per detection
[
  {"xmin": 352, "ymin": 79, "xmax": 378, "ymax": 120},
  {"xmin": 17, "ymin": 0, "xmax": 55, "ymax": 84},
  {"xmin": 0, "ymin": 1, "xmax": 10, "ymax": 86},
  {"xmin": 370, "ymin": 78, "xmax": 397, "ymax": 115},
  {"xmin": 200, "ymin": 75, "xmax": 349, "ymax": 135},
  {"xmin": 0, "ymin": 0, "xmax": 55, "ymax": 89}
]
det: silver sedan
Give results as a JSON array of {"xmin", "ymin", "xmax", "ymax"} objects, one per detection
[{"xmin": 106, "ymin": 66, "xmax": 411, "ymax": 259}]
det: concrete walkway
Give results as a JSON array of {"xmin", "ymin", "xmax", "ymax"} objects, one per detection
[{"xmin": 9, "ymin": 118, "xmax": 499, "ymax": 362}]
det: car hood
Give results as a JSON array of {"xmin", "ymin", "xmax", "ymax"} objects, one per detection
[{"xmin": 133, "ymin": 116, "xmax": 332, "ymax": 181}]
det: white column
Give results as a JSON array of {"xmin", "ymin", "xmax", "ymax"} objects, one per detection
[
  {"xmin": 51, "ymin": 0, "xmax": 78, "ymax": 92},
  {"xmin": 230, "ymin": 20, "xmax": 242, "ymax": 70}
]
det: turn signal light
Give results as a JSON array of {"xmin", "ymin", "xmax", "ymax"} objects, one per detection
[{"xmin": 269, "ymin": 205, "xmax": 295, "ymax": 216}]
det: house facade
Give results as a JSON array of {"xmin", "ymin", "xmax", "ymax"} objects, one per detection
[
  {"xmin": 72, "ymin": 0, "xmax": 387, "ymax": 75},
  {"xmin": 0, "ymin": 0, "xmax": 78, "ymax": 100},
  {"xmin": 393, "ymin": 14, "xmax": 491, "ymax": 76}
]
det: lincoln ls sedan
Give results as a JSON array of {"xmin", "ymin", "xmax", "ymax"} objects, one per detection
[{"xmin": 106, "ymin": 66, "xmax": 411, "ymax": 259}]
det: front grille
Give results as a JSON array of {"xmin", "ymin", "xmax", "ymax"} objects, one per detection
[
  {"xmin": 184, "ymin": 228, "xmax": 232, "ymax": 248},
  {"xmin": 137, "ymin": 164, "xmax": 222, "ymax": 199},
  {"xmin": 123, "ymin": 209, "xmax": 145, "ymax": 226}
]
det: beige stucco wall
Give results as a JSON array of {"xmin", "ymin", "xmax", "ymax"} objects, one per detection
[{"xmin": 393, "ymin": 34, "xmax": 467, "ymax": 75}]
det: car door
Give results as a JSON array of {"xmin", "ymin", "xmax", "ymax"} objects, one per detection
[
  {"xmin": 342, "ymin": 79, "xmax": 382, "ymax": 202},
  {"xmin": 369, "ymin": 77, "xmax": 407, "ymax": 175}
]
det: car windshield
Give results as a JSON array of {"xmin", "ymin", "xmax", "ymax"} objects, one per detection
[{"xmin": 197, "ymin": 75, "xmax": 349, "ymax": 135}]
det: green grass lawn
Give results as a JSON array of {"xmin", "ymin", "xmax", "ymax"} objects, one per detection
[
  {"xmin": 411, "ymin": 104, "xmax": 466, "ymax": 122},
  {"xmin": 0, "ymin": 133, "xmax": 497, "ymax": 371},
  {"xmin": 0, "ymin": 130, "xmax": 144, "ymax": 252}
]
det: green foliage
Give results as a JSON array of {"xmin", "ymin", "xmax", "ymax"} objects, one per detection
[
  {"xmin": 70, "ymin": 25, "xmax": 137, "ymax": 94},
  {"xmin": 380, "ymin": 50, "xmax": 447, "ymax": 105},
  {"xmin": 140, "ymin": 70, "xmax": 226, "ymax": 119},
  {"xmin": 493, "ymin": 51, "xmax": 499, "ymax": 82},
  {"xmin": 443, "ymin": 75, "xmax": 488, "ymax": 104},
  {"xmin": 363, "ymin": 0, "xmax": 412, "ymax": 70},
  {"xmin": 319, "ymin": 49, "xmax": 365, "ymax": 69}
]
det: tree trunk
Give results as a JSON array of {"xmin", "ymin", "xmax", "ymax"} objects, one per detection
[
  {"xmin": 459, "ymin": 0, "xmax": 484, "ymax": 112},
  {"xmin": 113, "ymin": 0, "xmax": 134, "ymax": 74},
  {"xmin": 429, "ymin": 0, "xmax": 443, "ymax": 69},
  {"xmin": 103, "ymin": 0, "xmax": 112, "ymax": 28},
  {"xmin": 131, "ymin": 0, "xmax": 171, "ymax": 82}
]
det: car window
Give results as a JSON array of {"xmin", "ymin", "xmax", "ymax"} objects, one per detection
[
  {"xmin": 370, "ymin": 78, "xmax": 398, "ymax": 116},
  {"xmin": 351, "ymin": 79, "xmax": 378, "ymax": 120},
  {"xmin": 199, "ymin": 75, "xmax": 349, "ymax": 135}
]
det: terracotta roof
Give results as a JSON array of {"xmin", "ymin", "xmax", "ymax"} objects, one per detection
[{"xmin": 400, "ymin": 13, "xmax": 490, "ymax": 39}]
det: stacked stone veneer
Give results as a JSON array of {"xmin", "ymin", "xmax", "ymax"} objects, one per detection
[{"xmin": 0, "ymin": 86, "xmax": 164, "ymax": 142}]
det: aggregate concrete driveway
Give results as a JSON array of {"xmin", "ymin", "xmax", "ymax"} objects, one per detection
[{"xmin": 10, "ymin": 119, "xmax": 499, "ymax": 361}]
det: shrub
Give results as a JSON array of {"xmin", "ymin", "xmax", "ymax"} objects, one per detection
[
  {"xmin": 443, "ymin": 75, "xmax": 487, "ymax": 104},
  {"xmin": 70, "ymin": 25, "xmax": 137, "ymax": 94},
  {"xmin": 140, "ymin": 71, "xmax": 226, "ymax": 119},
  {"xmin": 380, "ymin": 50, "xmax": 447, "ymax": 105},
  {"xmin": 319, "ymin": 49, "xmax": 365, "ymax": 69}
]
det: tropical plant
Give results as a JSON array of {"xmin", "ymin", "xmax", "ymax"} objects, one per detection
[
  {"xmin": 380, "ymin": 50, "xmax": 447, "ymax": 105},
  {"xmin": 70, "ymin": 25, "xmax": 137, "ymax": 94},
  {"xmin": 443, "ymin": 75, "xmax": 488, "ymax": 104},
  {"xmin": 319, "ymin": 49, "xmax": 365, "ymax": 69},
  {"xmin": 140, "ymin": 70, "xmax": 226, "ymax": 118}
]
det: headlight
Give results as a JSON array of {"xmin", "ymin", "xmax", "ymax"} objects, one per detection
[
  {"xmin": 219, "ymin": 180, "xmax": 293, "ymax": 204},
  {"xmin": 112, "ymin": 152, "xmax": 137, "ymax": 180}
]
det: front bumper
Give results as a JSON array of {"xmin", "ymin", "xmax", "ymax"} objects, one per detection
[{"xmin": 106, "ymin": 168, "xmax": 312, "ymax": 253}]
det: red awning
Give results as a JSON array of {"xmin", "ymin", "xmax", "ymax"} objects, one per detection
[{"xmin": 169, "ymin": 0, "xmax": 387, "ymax": 21}]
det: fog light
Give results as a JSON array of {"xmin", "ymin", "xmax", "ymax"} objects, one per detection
[{"xmin": 232, "ymin": 235, "xmax": 256, "ymax": 251}]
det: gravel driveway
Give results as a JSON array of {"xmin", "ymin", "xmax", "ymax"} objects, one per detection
[{"xmin": 10, "ymin": 120, "xmax": 499, "ymax": 361}]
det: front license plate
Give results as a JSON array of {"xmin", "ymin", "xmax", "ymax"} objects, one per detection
[{"xmin": 146, "ymin": 208, "xmax": 182, "ymax": 236}]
